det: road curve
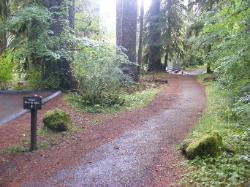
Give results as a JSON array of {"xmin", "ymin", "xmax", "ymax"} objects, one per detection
[{"xmin": 23, "ymin": 75, "xmax": 206, "ymax": 187}]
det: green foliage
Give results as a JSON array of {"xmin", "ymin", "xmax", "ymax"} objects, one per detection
[
  {"xmin": 187, "ymin": 0, "xmax": 250, "ymax": 125},
  {"xmin": 75, "ymin": 0, "xmax": 100, "ymax": 39},
  {"xmin": 0, "ymin": 50, "xmax": 14, "ymax": 89},
  {"xmin": 4, "ymin": 5, "xmax": 53, "ymax": 59},
  {"xmin": 201, "ymin": 0, "xmax": 250, "ymax": 92},
  {"xmin": 28, "ymin": 69, "xmax": 60, "ymax": 89},
  {"xmin": 124, "ymin": 88, "xmax": 158, "ymax": 109},
  {"xmin": 67, "ymin": 88, "xmax": 158, "ymax": 114},
  {"xmin": 161, "ymin": 0, "xmax": 186, "ymax": 61},
  {"xmin": 182, "ymin": 78, "xmax": 250, "ymax": 186},
  {"xmin": 72, "ymin": 38, "xmax": 132, "ymax": 107},
  {"xmin": 43, "ymin": 109, "xmax": 71, "ymax": 132},
  {"xmin": 1, "ymin": 145, "xmax": 28, "ymax": 154},
  {"xmin": 1, "ymin": 1, "xmax": 75, "ymax": 89},
  {"xmin": 1, "ymin": 4, "xmax": 58, "ymax": 89}
]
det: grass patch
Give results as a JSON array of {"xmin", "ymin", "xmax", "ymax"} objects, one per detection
[
  {"xmin": 0, "ymin": 141, "xmax": 50, "ymax": 154},
  {"xmin": 1, "ymin": 145, "xmax": 28, "ymax": 154},
  {"xmin": 67, "ymin": 88, "xmax": 159, "ymax": 114},
  {"xmin": 182, "ymin": 75, "xmax": 250, "ymax": 186},
  {"xmin": 37, "ymin": 125, "xmax": 80, "ymax": 146},
  {"xmin": 184, "ymin": 64, "xmax": 206, "ymax": 72},
  {"xmin": 0, "ymin": 126, "xmax": 79, "ymax": 154}
]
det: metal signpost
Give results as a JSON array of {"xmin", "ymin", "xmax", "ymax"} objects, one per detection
[{"xmin": 23, "ymin": 95, "xmax": 42, "ymax": 151}]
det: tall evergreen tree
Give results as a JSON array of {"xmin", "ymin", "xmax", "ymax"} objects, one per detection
[
  {"xmin": 144, "ymin": 0, "xmax": 163, "ymax": 71},
  {"xmin": 116, "ymin": 0, "xmax": 138, "ymax": 81},
  {"xmin": 116, "ymin": 0, "xmax": 123, "ymax": 47},
  {"xmin": 43, "ymin": 0, "xmax": 76, "ymax": 89},
  {"xmin": 137, "ymin": 0, "xmax": 144, "ymax": 80},
  {"xmin": 161, "ymin": 0, "xmax": 185, "ymax": 68},
  {"xmin": 187, "ymin": 0, "xmax": 220, "ymax": 73}
]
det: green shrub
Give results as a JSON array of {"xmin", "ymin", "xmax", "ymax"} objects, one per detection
[
  {"xmin": 72, "ymin": 38, "xmax": 131, "ymax": 106},
  {"xmin": 232, "ymin": 95, "xmax": 250, "ymax": 126},
  {"xmin": 185, "ymin": 132, "xmax": 223, "ymax": 159},
  {"xmin": 0, "ymin": 51, "xmax": 14, "ymax": 90},
  {"xmin": 67, "ymin": 88, "xmax": 158, "ymax": 113},
  {"xmin": 43, "ymin": 109, "xmax": 71, "ymax": 132},
  {"xmin": 28, "ymin": 69, "xmax": 60, "ymax": 90}
]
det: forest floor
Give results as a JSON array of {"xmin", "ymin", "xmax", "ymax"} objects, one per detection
[{"xmin": 0, "ymin": 74, "xmax": 206, "ymax": 187}]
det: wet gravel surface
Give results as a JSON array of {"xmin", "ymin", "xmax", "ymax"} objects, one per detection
[
  {"xmin": 24, "ymin": 75, "xmax": 206, "ymax": 187},
  {"xmin": 0, "ymin": 75, "xmax": 206, "ymax": 187}
]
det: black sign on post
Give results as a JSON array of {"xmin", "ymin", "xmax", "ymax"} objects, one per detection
[{"xmin": 23, "ymin": 95, "xmax": 42, "ymax": 151}]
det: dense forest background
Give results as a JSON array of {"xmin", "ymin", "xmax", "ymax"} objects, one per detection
[
  {"xmin": 0, "ymin": 0, "xmax": 249, "ymax": 185},
  {"xmin": 0, "ymin": 0, "xmax": 249, "ymax": 125},
  {"xmin": 0, "ymin": 0, "xmax": 249, "ymax": 118}
]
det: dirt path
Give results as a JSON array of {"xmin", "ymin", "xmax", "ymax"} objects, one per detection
[{"xmin": 0, "ymin": 75, "xmax": 206, "ymax": 187}]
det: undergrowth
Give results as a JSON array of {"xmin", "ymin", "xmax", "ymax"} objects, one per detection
[
  {"xmin": 184, "ymin": 64, "xmax": 206, "ymax": 72},
  {"xmin": 67, "ymin": 88, "xmax": 159, "ymax": 113},
  {"xmin": 182, "ymin": 74, "xmax": 250, "ymax": 187}
]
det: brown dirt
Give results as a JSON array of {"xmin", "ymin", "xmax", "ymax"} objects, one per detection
[{"xmin": 0, "ymin": 74, "xmax": 206, "ymax": 187}]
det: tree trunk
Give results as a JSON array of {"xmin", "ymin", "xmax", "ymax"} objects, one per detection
[
  {"xmin": 163, "ymin": 0, "xmax": 172, "ymax": 70},
  {"xmin": 0, "ymin": 0, "xmax": 8, "ymax": 55},
  {"xmin": 0, "ymin": 33, "xmax": 6, "ymax": 55},
  {"xmin": 116, "ymin": 0, "xmax": 138, "ymax": 81},
  {"xmin": 44, "ymin": 0, "xmax": 64, "ymax": 35},
  {"xmin": 121, "ymin": 0, "xmax": 137, "ymax": 63},
  {"xmin": 116, "ymin": 0, "xmax": 123, "ymax": 46},
  {"xmin": 44, "ymin": 0, "xmax": 75, "ymax": 89},
  {"xmin": 164, "ymin": 52, "xmax": 168, "ymax": 69},
  {"xmin": 145, "ymin": 0, "xmax": 164, "ymax": 72},
  {"xmin": 137, "ymin": 0, "xmax": 144, "ymax": 81},
  {"xmin": 206, "ymin": 45, "xmax": 213, "ymax": 74},
  {"xmin": 69, "ymin": 0, "xmax": 75, "ymax": 29},
  {"xmin": 207, "ymin": 63, "xmax": 213, "ymax": 74}
]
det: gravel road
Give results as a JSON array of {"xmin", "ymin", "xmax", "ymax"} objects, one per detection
[{"xmin": 23, "ymin": 75, "xmax": 206, "ymax": 187}]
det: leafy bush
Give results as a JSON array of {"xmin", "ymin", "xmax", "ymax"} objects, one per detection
[
  {"xmin": 43, "ymin": 109, "xmax": 71, "ymax": 132},
  {"xmin": 28, "ymin": 69, "xmax": 60, "ymax": 90},
  {"xmin": 67, "ymin": 88, "xmax": 158, "ymax": 113},
  {"xmin": 189, "ymin": 0, "xmax": 250, "ymax": 125},
  {"xmin": 0, "ymin": 51, "xmax": 14, "ymax": 90},
  {"xmin": 2, "ymin": 4, "xmax": 74, "ymax": 90},
  {"xmin": 72, "ymin": 38, "xmax": 131, "ymax": 106},
  {"xmin": 4, "ymin": 5, "xmax": 54, "ymax": 61}
]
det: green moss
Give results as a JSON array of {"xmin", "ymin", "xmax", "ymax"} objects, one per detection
[
  {"xmin": 186, "ymin": 132, "xmax": 223, "ymax": 159},
  {"xmin": 43, "ymin": 109, "xmax": 71, "ymax": 132}
]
